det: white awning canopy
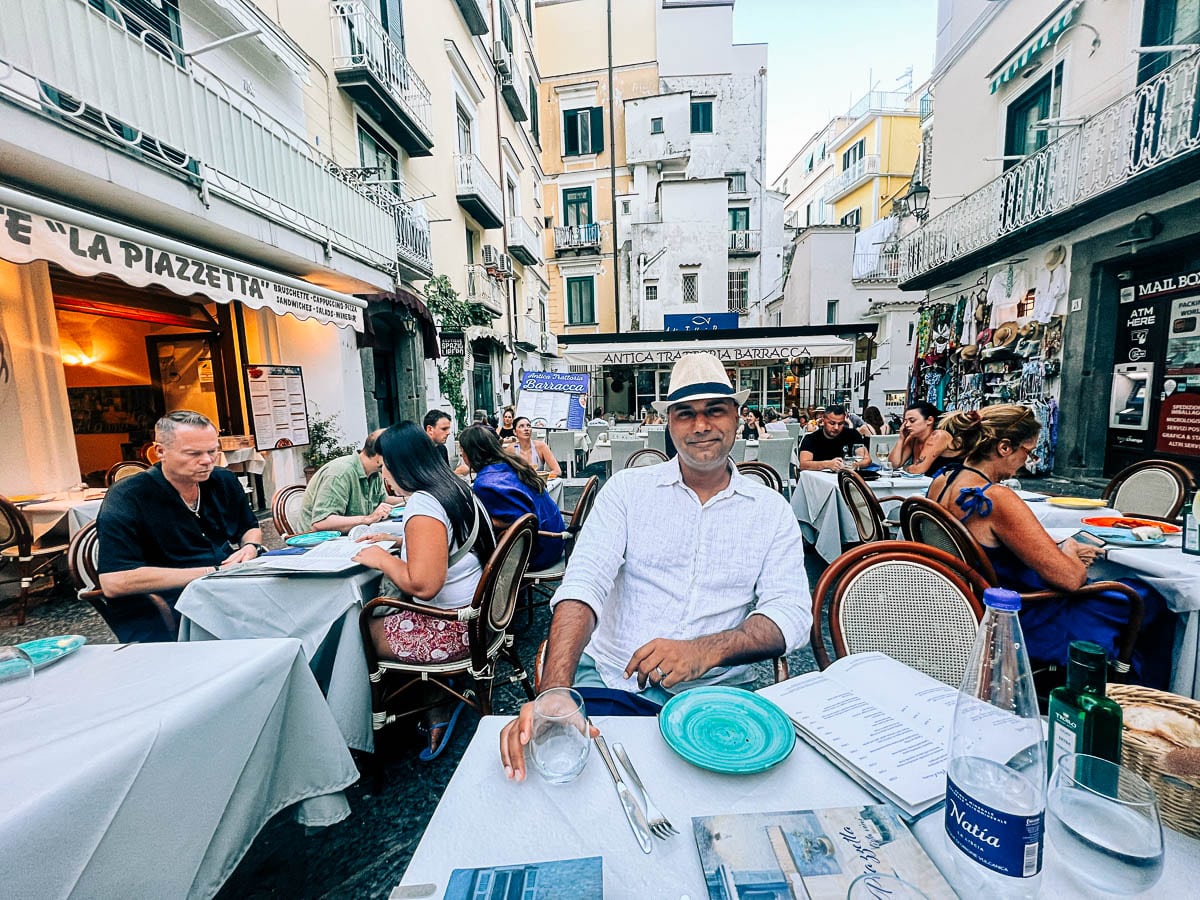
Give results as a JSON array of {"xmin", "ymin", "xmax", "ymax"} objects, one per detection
[
  {"xmin": 557, "ymin": 332, "xmax": 856, "ymax": 367},
  {"xmin": 0, "ymin": 186, "xmax": 365, "ymax": 330}
]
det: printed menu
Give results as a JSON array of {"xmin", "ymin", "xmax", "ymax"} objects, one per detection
[
  {"xmin": 245, "ymin": 364, "xmax": 309, "ymax": 451},
  {"xmin": 757, "ymin": 652, "xmax": 1036, "ymax": 818}
]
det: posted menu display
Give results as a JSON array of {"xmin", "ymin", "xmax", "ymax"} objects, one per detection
[{"xmin": 245, "ymin": 364, "xmax": 310, "ymax": 451}]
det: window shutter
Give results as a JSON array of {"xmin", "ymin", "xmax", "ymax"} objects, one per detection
[
  {"xmin": 563, "ymin": 110, "xmax": 579, "ymax": 155},
  {"xmin": 589, "ymin": 107, "xmax": 604, "ymax": 153}
]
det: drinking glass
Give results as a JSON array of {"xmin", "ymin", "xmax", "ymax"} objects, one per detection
[
  {"xmin": 875, "ymin": 447, "xmax": 893, "ymax": 475},
  {"xmin": 846, "ymin": 873, "xmax": 930, "ymax": 899},
  {"xmin": 0, "ymin": 646, "xmax": 35, "ymax": 714},
  {"xmin": 1046, "ymin": 753, "xmax": 1164, "ymax": 895},
  {"xmin": 528, "ymin": 687, "xmax": 590, "ymax": 784}
]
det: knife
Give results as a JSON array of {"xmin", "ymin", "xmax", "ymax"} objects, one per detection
[{"xmin": 594, "ymin": 733, "xmax": 653, "ymax": 854}]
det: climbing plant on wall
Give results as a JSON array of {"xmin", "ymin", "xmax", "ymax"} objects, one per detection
[{"xmin": 423, "ymin": 274, "xmax": 493, "ymax": 428}]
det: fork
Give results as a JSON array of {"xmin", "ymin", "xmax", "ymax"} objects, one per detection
[{"xmin": 612, "ymin": 741, "xmax": 678, "ymax": 839}]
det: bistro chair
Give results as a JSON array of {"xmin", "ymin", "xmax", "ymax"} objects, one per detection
[
  {"xmin": 626, "ymin": 448, "xmax": 667, "ymax": 468},
  {"xmin": 899, "ymin": 495, "xmax": 1145, "ymax": 681},
  {"xmin": 585, "ymin": 424, "xmax": 607, "ymax": 447},
  {"xmin": 0, "ymin": 495, "xmax": 71, "ymax": 626},
  {"xmin": 270, "ymin": 484, "xmax": 307, "ymax": 538},
  {"xmin": 609, "ymin": 437, "xmax": 645, "ymax": 473},
  {"xmin": 67, "ymin": 520, "xmax": 101, "ymax": 596},
  {"xmin": 546, "ymin": 430, "xmax": 578, "ymax": 478},
  {"xmin": 81, "ymin": 587, "xmax": 179, "ymax": 643},
  {"xmin": 736, "ymin": 460, "xmax": 784, "ymax": 494},
  {"xmin": 105, "ymin": 460, "xmax": 149, "ymax": 485},
  {"xmin": 1102, "ymin": 460, "xmax": 1195, "ymax": 521},
  {"xmin": 837, "ymin": 470, "xmax": 904, "ymax": 544},
  {"xmin": 517, "ymin": 475, "xmax": 600, "ymax": 627},
  {"xmin": 644, "ymin": 426, "xmax": 667, "ymax": 455},
  {"xmin": 811, "ymin": 541, "xmax": 989, "ymax": 686},
  {"xmin": 359, "ymin": 515, "xmax": 537, "ymax": 741},
  {"xmin": 756, "ymin": 438, "xmax": 795, "ymax": 496},
  {"xmin": 731, "ymin": 438, "xmax": 747, "ymax": 463}
]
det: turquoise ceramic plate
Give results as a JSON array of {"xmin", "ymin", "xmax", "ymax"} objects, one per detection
[
  {"xmin": 1079, "ymin": 525, "xmax": 1167, "ymax": 548},
  {"xmin": 659, "ymin": 686, "xmax": 795, "ymax": 775},
  {"xmin": 16, "ymin": 634, "xmax": 87, "ymax": 669},
  {"xmin": 388, "ymin": 505, "xmax": 406, "ymax": 519},
  {"xmin": 285, "ymin": 530, "xmax": 342, "ymax": 547}
]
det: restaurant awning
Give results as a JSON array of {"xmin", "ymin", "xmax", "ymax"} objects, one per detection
[
  {"xmin": 557, "ymin": 329, "xmax": 856, "ymax": 367},
  {"xmin": 988, "ymin": 2, "xmax": 1078, "ymax": 94},
  {"xmin": 0, "ymin": 185, "xmax": 367, "ymax": 331}
]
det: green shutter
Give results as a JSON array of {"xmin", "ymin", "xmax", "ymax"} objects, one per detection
[
  {"xmin": 589, "ymin": 107, "xmax": 604, "ymax": 153},
  {"xmin": 563, "ymin": 110, "xmax": 579, "ymax": 155}
]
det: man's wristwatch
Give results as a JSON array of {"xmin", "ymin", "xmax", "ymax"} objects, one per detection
[{"xmin": 246, "ymin": 542, "xmax": 267, "ymax": 556}]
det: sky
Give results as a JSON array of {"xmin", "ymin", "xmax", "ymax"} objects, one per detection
[{"xmin": 730, "ymin": 0, "xmax": 938, "ymax": 182}]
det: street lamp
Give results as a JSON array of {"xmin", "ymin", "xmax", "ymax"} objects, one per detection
[{"xmin": 903, "ymin": 181, "xmax": 930, "ymax": 221}]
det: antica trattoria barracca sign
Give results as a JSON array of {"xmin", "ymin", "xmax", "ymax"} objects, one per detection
[
  {"xmin": 569, "ymin": 345, "xmax": 835, "ymax": 365},
  {"xmin": 0, "ymin": 202, "xmax": 363, "ymax": 331}
]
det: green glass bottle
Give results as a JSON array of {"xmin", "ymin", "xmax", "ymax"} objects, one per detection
[{"xmin": 1047, "ymin": 641, "xmax": 1123, "ymax": 776}]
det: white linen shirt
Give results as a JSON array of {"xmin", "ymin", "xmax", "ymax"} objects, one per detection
[{"xmin": 551, "ymin": 458, "xmax": 812, "ymax": 694}]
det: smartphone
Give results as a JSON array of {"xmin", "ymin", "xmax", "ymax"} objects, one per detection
[{"xmin": 1070, "ymin": 530, "xmax": 1108, "ymax": 548}]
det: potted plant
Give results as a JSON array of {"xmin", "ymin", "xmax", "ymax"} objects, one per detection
[{"xmin": 302, "ymin": 409, "xmax": 355, "ymax": 482}]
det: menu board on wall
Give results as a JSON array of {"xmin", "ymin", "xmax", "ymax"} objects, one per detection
[
  {"xmin": 245, "ymin": 364, "xmax": 310, "ymax": 451},
  {"xmin": 514, "ymin": 372, "xmax": 590, "ymax": 430}
]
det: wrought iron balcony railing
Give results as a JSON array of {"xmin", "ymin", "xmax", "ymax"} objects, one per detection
[
  {"xmin": 553, "ymin": 223, "xmax": 601, "ymax": 253},
  {"xmin": 728, "ymin": 230, "xmax": 761, "ymax": 254},
  {"xmin": 900, "ymin": 54, "xmax": 1200, "ymax": 283},
  {"xmin": 454, "ymin": 153, "xmax": 504, "ymax": 229},
  {"xmin": 851, "ymin": 246, "xmax": 900, "ymax": 282},
  {"xmin": 464, "ymin": 264, "xmax": 504, "ymax": 316},
  {"xmin": 0, "ymin": 0, "xmax": 398, "ymax": 271},
  {"xmin": 821, "ymin": 154, "xmax": 881, "ymax": 203},
  {"xmin": 507, "ymin": 216, "xmax": 542, "ymax": 266}
]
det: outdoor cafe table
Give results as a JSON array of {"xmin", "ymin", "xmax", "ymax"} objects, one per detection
[
  {"xmin": 0, "ymin": 639, "xmax": 358, "ymax": 900},
  {"xmin": 177, "ymin": 563, "xmax": 384, "ymax": 751},
  {"xmin": 16, "ymin": 488, "xmax": 105, "ymax": 541},
  {"xmin": 395, "ymin": 716, "xmax": 1200, "ymax": 897}
]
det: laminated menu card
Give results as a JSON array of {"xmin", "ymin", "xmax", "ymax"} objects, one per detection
[
  {"xmin": 693, "ymin": 805, "xmax": 955, "ymax": 900},
  {"xmin": 757, "ymin": 652, "xmax": 1037, "ymax": 818},
  {"xmin": 440, "ymin": 856, "xmax": 602, "ymax": 899}
]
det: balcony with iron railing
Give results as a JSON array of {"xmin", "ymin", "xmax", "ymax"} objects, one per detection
[
  {"xmin": 454, "ymin": 153, "xmax": 504, "ymax": 229},
  {"xmin": 499, "ymin": 49, "xmax": 528, "ymax": 123},
  {"xmin": 0, "ymin": 0, "xmax": 399, "ymax": 272},
  {"xmin": 516, "ymin": 311, "xmax": 542, "ymax": 348},
  {"xmin": 342, "ymin": 173, "xmax": 432, "ymax": 279},
  {"xmin": 851, "ymin": 246, "xmax": 900, "ymax": 283},
  {"xmin": 728, "ymin": 230, "xmax": 761, "ymax": 255},
  {"xmin": 844, "ymin": 90, "xmax": 914, "ymax": 121},
  {"xmin": 553, "ymin": 223, "xmax": 602, "ymax": 255},
  {"xmin": 507, "ymin": 216, "xmax": 541, "ymax": 266},
  {"xmin": 899, "ymin": 54, "xmax": 1200, "ymax": 287},
  {"xmin": 331, "ymin": 1, "xmax": 433, "ymax": 157},
  {"xmin": 464, "ymin": 264, "xmax": 504, "ymax": 316},
  {"xmin": 821, "ymin": 154, "xmax": 881, "ymax": 203}
]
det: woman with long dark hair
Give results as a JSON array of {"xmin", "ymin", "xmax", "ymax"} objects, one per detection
[
  {"xmin": 459, "ymin": 425, "xmax": 566, "ymax": 570},
  {"xmin": 353, "ymin": 422, "xmax": 493, "ymax": 758},
  {"xmin": 508, "ymin": 416, "xmax": 561, "ymax": 477},
  {"xmin": 887, "ymin": 400, "xmax": 960, "ymax": 475},
  {"xmin": 860, "ymin": 405, "xmax": 889, "ymax": 436},
  {"xmin": 497, "ymin": 407, "xmax": 516, "ymax": 441},
  {"xmin": 741, "ymin": 408, "xmax": 762, "ymax": 440}
]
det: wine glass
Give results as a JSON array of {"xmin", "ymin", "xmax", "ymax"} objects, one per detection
[
  {"xmin": 528, "ymin": 688, "xmax": 591, "ymax": 784},
  {"xmin": 846, "ymin": 873, "xmax": 930, "ymax": 899},
  {"xmin": 0, "ymin": 646, "xmax": 35, "ymax": 714},
  {"xmin": 875, "ymin": 446, "xmax": 893, "ymax": 475},
  {"xmin": 1046, "ymin": 753, "xmax": 1164, "ymax": 895}
]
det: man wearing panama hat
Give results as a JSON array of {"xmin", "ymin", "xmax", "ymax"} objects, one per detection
[{"xmin": 499, "ymin": 352, "xmax": 811, "ymax": 780}]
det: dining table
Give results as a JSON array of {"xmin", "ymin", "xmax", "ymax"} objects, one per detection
[
  {"xmin": 0, "ymin": 638, "xmax": 359, "ymax": 900},
  {"xmin": 394, "ymin": 716, "xmax": 1200, "ymax": 898},
  {"xmin": 176, "ymin": 561, "xmax": 384, "ymax": 751},
  {"xmin": 14, "ymin": 488, "xmax": 106, "ymax": 541}
]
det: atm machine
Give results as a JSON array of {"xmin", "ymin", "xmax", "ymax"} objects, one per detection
[{"xmin": 1109, "ymin": 362, "xmax": 1154, "ymax": 431}]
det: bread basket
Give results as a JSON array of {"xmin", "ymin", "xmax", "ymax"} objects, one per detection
[{"xmin": 1107, "ymin": 684, "xmax": 1200, "ymax": 838}]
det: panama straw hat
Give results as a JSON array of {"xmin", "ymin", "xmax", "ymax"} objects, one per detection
[
  {"xmin": 652, "ymin": 352, "xmax": 750, "ymax": 414},
  {"xmin": 960, "ymin": 343, "xmax": 979, "ymax": 360},
  {"xmin": 1044, "ymin": 244, "xmax": 1066, "ymax": 270},
  {"xmin": 991, "ymin": 321, "xmax": 1019, "ymax": 348}
]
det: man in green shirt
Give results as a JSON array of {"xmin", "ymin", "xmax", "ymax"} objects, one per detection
[{"xmin": 298, "ymin": 429, "xmax": 397, "ymax": 532}]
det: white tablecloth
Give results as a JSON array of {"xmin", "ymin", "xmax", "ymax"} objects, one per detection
[
  {"xmin": 791, "ymin": 472, "xmax": 933, "ymax": 562},
  {"xmin": 396, "ymin": 716, "xmax": 1199, "ymax": 898},
  {"xmin": 177, "ymin": 566, "xmax": 383, "ymax": 752},
  {"xmin": 18, "ymin": 490, "xmax": 105, "ymax": 541},
  {"xmin": 0, "ymin": 640, "xmax": 358, "ymax": 900},
  {"xmin": 216, "ymin": 447, "xmax": 267, "ymax": 475}
]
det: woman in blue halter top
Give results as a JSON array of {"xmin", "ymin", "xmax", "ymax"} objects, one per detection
[{"xmin": 928, "ymin": 405, "xmax": 1172, "ymax": 688}]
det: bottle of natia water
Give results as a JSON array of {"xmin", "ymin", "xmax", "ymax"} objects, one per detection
[{"xmin": 945, "ymin": 588, "xmax": 1046, "ymax": 899}]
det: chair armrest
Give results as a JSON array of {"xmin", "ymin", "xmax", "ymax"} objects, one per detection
[
  {"xmin": 1019, "ymin": 581, "xmax": 1144, "ymax": 670},
  {"xmin": 536, "ymin": 531, "xmax": 573, "ymax": 540},
  {"xmin": 362, "ymin": 596, "xmax": 462, "ymax": 620},
  {"xmin": 876, "ymin": 495, "xmax": 905, "ymax": 503}
]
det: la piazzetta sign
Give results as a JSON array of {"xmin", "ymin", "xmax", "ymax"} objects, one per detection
[{"xmin": 0, "ymin": 201, "xmax": 364, "ymax": 331}]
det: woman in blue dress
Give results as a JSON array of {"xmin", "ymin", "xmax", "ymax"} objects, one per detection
[
  {"xmin": 458, "ymin": 425, "xmax": 567, "ymax": 571},
  {"xmin": 929, "ymin": 405, "xmax": 1173, "ymax": 688}
]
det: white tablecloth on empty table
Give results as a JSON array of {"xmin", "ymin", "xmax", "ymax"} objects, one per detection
[
  {"xmin": 0, "ymin": 640, "xmax": 358, "ymax": 900},
  {"xmin": 791, "ymin": 472, "xmax": 933, "ymax": 562},
  {"xmin": 1026, "ymin": 497, "xmax": 1121, "ymax": 528},
  {"xmin": 177, "ymin": 566, "xmax": 384, "ymax": 752},
  {"xmin": 216, "ymin": 447, "xmax": 267, "ymax": 474},
  {"xmin": 17, "ymin": 490, "xmax": 105, "ymax": 541},
  {"xmin": 396, "ymin": 716, "xmax": 1200, "ymax": 898}
]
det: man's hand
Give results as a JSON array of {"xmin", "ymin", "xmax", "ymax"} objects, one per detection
[
  {"xmin": 352, "ymin": 544, "xmax": 393, "ymax": 571},
  {"xmin": 221, "ymin": 545, "xmax": 258, "ymax": 568},
  {"xmin": 625, "ymin": 637, "xmax": 713, "ymax": 690},
  {"xmin": 355, "ymin": 532, "xmax": 402, "ymax": 546},
  {"xmin": 499, "ymin": 699, "xmax": 598, "ymax": 782},
  {"xmin": 366, "ymin": 502, "xmax": 392, "ymax": 524}
]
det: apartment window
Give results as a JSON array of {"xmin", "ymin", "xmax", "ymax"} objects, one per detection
[
  {"xmin": 1140, "ymin": 0, "xmax": 1200, "ymax": 82},
  {"xmin": 506, "ymin": 177, "xmax": 519, "ymax": 217},
  {"xmin": 817, "ymin": 142, "xmax": 826, "ymax": 160},
  {"xmin": 621, "ymin": 200, "xmax": 631, "ymax": 215},
  {"xmin": 378, "ymin": 0, "xmax": 405, "ymax": 50},
  {"xmin": 690, "ymin": 100, "xmax": 713, "ymax": 134},
  {"xmin": 562, "ymin": 187, "xmax": 593, "ymax": 227},
  {"xmin": 566, "ymin": 276, "xmax": 596, "ymax": 324},
  {"xmin": 729, "ymin": 208, "xmax": 750, "ymax": 231},
  {"xmin": 826, "ymin": 298, "xmax": 840, "ymax": 324},
  {"xmin": 728, "ymin": 271, "xmax": 749, "ymax": 314},
  {"xmin": 804, "ymin": 154, "xmax": 814, "ymax": 173},
  {"xmin": 650, "ymin": 117, "xmax": 664, "ymax": 134},
  {"xmin": 465, "ymin": 228, "xmax": 475, "ymax": 264},
  {"xmin": 644, "ymin": 282, "xmax": 658, "ymax": 305},
  {"xmin": 563, "ymin": 107, "xmax": 604, "ymax": 156},
  {"xmin": 357, "ymin": 121, "xmax": 401, "ymax": 196},
  {"xmin": 456, "ymin": 104, "xmax": 473, "ymax": 154},
  {"xmin": 109, "ymin": 0, "xmax": 183, "ymax": 49},
  {"xmin": 907, "ymin": 321, "xmax": 915, "ymax": 344},
  {"xmin": 528, "ymin": 77, "xmax": 540, "ymax": 145},
  {"xmin": 682, "ymin": 272, "xmax": 699, "ymax": 304},
  {"xmin": 727, "ymin": 171, "xmax": 747, "ymax": 193},
  {"xmin": 842, "ymin": 139, "xmax": 865, "ymax": 170},
  {"xmin": 840, "ymin": 208, "xmax": 861, "ymax": 227},
  {"xmin": 1003, "ymin": 65, "xmax": 1062, "ymax": 169},
  {"xmin": 499, "ymin": 0, "xmax": 513, "ymax": 51}
]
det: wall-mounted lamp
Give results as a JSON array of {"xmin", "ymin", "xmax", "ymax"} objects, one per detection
[
  {"xmin": 1115, "ymin": 212, "xmax": 1163, "ymax": 254},
  {"xmin": 902, "ymin": 180, "xmax": 930, "ymax": 221}
]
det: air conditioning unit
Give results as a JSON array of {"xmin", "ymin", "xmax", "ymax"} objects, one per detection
[
  {"xmin": 493, "ymin": 41, "xmax": 511, "ymax": 76},
  {"xmin": 481, "ymin": 244, "xmax": 501, "ymax": 273},
  {"xmin": 497, "ymin": 253, "xmax": 514, "ymax": 278}
]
